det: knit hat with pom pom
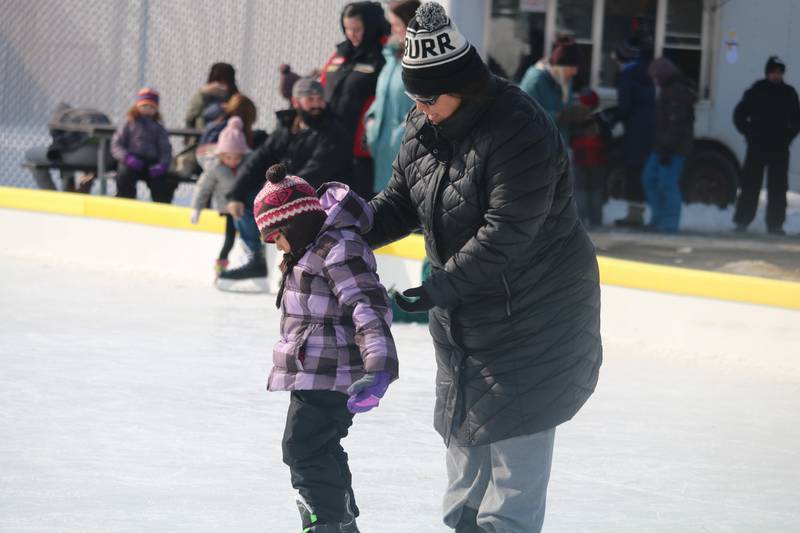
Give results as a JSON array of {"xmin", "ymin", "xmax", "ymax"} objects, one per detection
[
  {"xmin": 253, "ymin": 164, "xmax": 326, "ymax": 245},
  {"xmin": 216, "ymin": 116, "xmax": 249, "ymax": 155},
  {"xmin": 402, "ymin": 1, "xmax": 488, "ymax": 97}
]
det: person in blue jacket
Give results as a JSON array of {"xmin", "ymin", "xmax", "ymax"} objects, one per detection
[
  {"xmin": 610, "ymin": 37, "xmax": 656, "ymax": 228},
  {"xmin": 364, "ymin": 0, "xmax": 420, "ymax": 194}
]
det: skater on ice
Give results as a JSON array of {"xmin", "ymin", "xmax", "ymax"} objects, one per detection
[
  {"xmin": 254, "ymin": 163, "xmax": 398, "ymax": 533},
  {"xmin": 189, "ymin": 116, "xmax": 253, "ymax": 276},
  {"xmin": 365, "ymin": 2, "xmax": 602, "ymax": 531},
  {"xmin": 218, "ymin": 78, "xmax": 352, "ymax": 290}
]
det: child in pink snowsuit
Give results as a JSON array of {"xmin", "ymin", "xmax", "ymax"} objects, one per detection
[{"xmin": 253, "ymin": 163, "xmax": 398, "ymax": 533}]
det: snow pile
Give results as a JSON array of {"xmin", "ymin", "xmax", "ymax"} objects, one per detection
[{"xmin": 604, "ymin": 191, "xmax": 800, "ymax": 234}]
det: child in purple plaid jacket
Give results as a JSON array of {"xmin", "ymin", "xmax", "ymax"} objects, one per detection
[{"xmin": 254, "ymin": 163, "xmax": 398, "ymax": 533}]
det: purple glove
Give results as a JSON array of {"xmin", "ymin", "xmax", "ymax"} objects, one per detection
[
  {"xmin": 124, "ymin": 154, "xmax": 145, "ymax": 171},
  {"xmin": 148, "ymin": 163, "xmax": 168, "ymax": 178},
  {"xmin": 346, "ymin": 371, "xmax": 390, "ymax": 414}
]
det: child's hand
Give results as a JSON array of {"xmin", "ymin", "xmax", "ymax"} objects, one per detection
[
  {"xmin": 190, "ymin": 210, "xmax": 200, "ymax": 224},
  {"xmin": 346, "ymin": 371, "xmax": 390, "ymax": 414}
]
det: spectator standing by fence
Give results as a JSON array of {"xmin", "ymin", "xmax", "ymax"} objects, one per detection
[
  {"xmin": 732, "ymin": 56, "xmax": 800, "ymax": 236},
  {"xmin": 110, "ymin": 88, "xmax": 172, "ymax": 203},
  {"xmin": 322, "ymin": 1, "xmax": 389, "ymax": 199}
]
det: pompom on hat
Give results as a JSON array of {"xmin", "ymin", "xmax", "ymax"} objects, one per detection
[
  {"xmin": 135, "ymin": 87, "xmax": 160, "ymax": 109},
  {"xmin": 253, "ymin": 164, "xmax": 326, "ymax": 244},
  {"xmin": 401, "ymin": 1, "xmax": 488, "ymax": 97},
  {"xmin": 216, "ymin": 116, "xmax": 249, "ymax": 155}
]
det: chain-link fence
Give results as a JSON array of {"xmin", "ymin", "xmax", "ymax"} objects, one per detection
[{"xmin": 0, "ymin": 0, "xmax": 350, "ymax": 202}]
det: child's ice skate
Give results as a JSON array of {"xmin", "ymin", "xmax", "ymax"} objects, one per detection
[
  {"xmin": 296, "ymin": 498, "xmax": 342, "ymax": 533},
  {"xmin": 340, "ymin": 492, "xmax": 360, "ymax": 533},
  {"xmin": 215, "ymin": 250, "xmax": 268, "ymax": 293}
]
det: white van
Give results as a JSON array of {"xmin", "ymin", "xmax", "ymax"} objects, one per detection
[{"xmin": 446, "ymin": 0, "xmax": 800, "ymax": 206}]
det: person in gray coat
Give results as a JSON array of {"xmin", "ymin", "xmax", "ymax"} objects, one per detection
[{"xmin": 364, "ymin": 4, "xmax": 602, "ymax": 532}]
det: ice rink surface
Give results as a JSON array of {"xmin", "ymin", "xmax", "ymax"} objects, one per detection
[{"xmin": 1, "ymin": 210, "xmax": 799, "ymax": 533}]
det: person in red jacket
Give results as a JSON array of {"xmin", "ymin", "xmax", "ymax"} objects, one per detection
[
  {"xmin": 321, "ymin": 1, "xmax": 390, "ymax": 199},
  {"xmin": 570, "ymin": 89, "xmax": 607, "ymax": 228}
]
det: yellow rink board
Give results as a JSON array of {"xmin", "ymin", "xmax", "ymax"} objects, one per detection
[{"xmin": 2, "ymin": 186, "xmax": 798, "ymax": 310}]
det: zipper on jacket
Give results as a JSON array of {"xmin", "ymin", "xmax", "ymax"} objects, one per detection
[{"xmin": 501, "ymin": 274, "xmax": 512, "ymax": 317}]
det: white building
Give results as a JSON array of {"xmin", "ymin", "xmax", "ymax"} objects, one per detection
[{"xmin": 446, "ymin": 0, "xmax": 800, "ymax": 204}]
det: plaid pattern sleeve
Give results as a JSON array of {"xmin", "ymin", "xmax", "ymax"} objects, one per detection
[{"xmin": 322, "ymin": 238, "xmax": 399, "ymax": 379}]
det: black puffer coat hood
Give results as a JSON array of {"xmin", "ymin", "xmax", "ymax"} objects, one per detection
[{"xmin": 366, "ymin": 77, "xmax": 602, "ymax": 446}]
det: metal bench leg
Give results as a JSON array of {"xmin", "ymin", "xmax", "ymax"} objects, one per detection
[{"xmin": 98, "ymin": 139, "xmax": 107, "ymax": 195}]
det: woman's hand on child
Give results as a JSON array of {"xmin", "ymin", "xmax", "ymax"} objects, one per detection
[
  {"xmin": 190, "ymin": 210, "xmax": 200, "ymax": 225},
  {"xmin": 346, "ymin": 371, "xmax": 391, "ymax": 414}
]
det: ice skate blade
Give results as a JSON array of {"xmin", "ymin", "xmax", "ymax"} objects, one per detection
[{"xmin": 215, "ymin": 277, "xmax": 270, "ymax": 294}]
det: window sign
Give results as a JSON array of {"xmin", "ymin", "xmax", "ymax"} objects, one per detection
[{"xmin": 520, "ymin": 0, "xmax": 548, "ymax": 13}]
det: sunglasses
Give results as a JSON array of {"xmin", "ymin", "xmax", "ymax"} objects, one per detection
[{"xmin": 405, "ymin": 91, "xmax": 440, "ymax": 106}]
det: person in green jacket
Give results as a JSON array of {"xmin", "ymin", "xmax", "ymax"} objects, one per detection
[
  {"xmin": 519, "ymin": 35, "xmax": 581, "ymax": 141},
  {"xmin": 364, "ymin": 0, "xmax": 420, "ymax": 194}
]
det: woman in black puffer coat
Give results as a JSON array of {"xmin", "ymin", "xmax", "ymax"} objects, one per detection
[{"xmin": 364, "ymin": 4, "xmax": 602, "ymax": 532}]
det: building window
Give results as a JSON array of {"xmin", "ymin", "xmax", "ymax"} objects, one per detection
[
  {"xmin": 599, "ymin": 0, "xmax": 658, "ymax": 87},
  {"xmin": 663, "ymin": 0, "xmax": 703, "ymax": 89},
  {"xmin": 489, "ymin": 0, "xmax": 547, "ymax": 82},
  {"xmin": 556, "ymin": 0, "xmax": 595, "ymax": 90}
]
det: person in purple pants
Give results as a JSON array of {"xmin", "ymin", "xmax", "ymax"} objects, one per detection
[{"xmin": 253, "ymin": 163, "xmax": 399, "ymax": 533}]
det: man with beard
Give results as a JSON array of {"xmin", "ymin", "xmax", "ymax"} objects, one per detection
[{"xmin": 218, "ymin": 78, "xmax": 352, "ymax": 288}]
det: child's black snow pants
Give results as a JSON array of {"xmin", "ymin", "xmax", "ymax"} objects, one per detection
[{"xmin": 282, "ymin": 390, "xmax": 358, "ymax": 526}]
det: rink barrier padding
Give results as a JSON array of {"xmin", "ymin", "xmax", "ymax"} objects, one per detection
[
  {"xmin": 597, "ymin": 256, "xmax": 800, "ymax": 310},
  {"xmin": 1, "ymin": 186, "xmax": 798, "ymax": 310}
]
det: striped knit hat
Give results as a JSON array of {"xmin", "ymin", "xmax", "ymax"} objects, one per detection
[
  {"xmin": 254, "ymin": 164, "xmax": 326, "ymax": 244},
  {"xmin": 401, "ymin": 2, "xmax": 487, "ymax": 96},
  {"xmin": 136, "ymin": 87, "xmax": 160, "ymax": 109}
]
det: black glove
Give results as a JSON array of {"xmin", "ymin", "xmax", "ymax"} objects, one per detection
[
  {"xmin": 659, "ymin": 152, "xmax": 673, "ymax": 166},
  {"xmin": 394, "ymin": 286, "xmax": 433, "ymax": 313}
]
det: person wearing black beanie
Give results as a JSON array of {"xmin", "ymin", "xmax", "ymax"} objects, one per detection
[
  {"xmin": 365, "ymin": 3, "xmax": 602, "ymax": 532},
  {"xmin": 733, "ymin": 55, "xmax": 800, "ymax": 235}
]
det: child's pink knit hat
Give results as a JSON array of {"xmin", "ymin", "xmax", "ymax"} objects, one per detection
[{"xmin": 216, "ymin": 116, "xmax": 249, "ymax": 154}]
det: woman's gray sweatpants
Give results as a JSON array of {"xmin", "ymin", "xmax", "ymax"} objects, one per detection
[{"xmin": 443, "ymin": 428, "xmax": 555, "ymax": 533}]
